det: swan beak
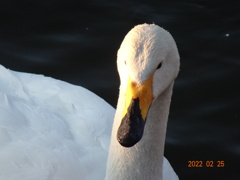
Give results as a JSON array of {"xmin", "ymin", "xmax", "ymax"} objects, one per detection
[{"xmin": 117, "ymin": 75, "xmax": 153, "ymax": 147}]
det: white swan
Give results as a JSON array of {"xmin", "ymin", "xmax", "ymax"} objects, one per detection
[
  {"xmin": 106, "ymin": 24, "xmax": 180, "ymax": 180},
  {"xmin": 0, "ymin": 24, "xmax": 179, "ymax": 180}
]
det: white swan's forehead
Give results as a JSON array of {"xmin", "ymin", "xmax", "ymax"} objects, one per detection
[{"xmin": 118, "ymin": 24, "xmax": 170, "ymax": 84}]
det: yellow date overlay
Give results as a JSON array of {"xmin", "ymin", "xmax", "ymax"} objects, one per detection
[{"xmin": 188, "ymin": 161, "xmax": 225, "ymax": 167}]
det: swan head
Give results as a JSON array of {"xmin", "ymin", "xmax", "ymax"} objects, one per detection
[{"xmin": 116, "ymin": 24, "xmax": 180, "ymax": 147}]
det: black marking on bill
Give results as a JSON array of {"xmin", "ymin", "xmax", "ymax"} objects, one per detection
[{"xmin": 117, "ymin": 98, "xmax": 146, "ymax": 147}]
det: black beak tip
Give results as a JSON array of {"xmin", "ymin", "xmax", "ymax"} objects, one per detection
[
  {"xmin": 117, "ymin": 98, "xmax": 146, "ymax": 148},
  {"xmin": 117, "ymin": 134, "xmax": 140, "ymax": 148}
]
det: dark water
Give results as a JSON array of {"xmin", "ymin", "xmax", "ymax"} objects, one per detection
[{"xmin": 0, "ymin": 0, "xmax": 240, "ymax": 179}]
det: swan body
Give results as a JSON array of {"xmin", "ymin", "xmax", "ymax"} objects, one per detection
[
  {"xmin": 0, "ymin": 65, "xmax": 114, "ymax": 180},
  {"xmin": 0, "ymin": 24, "xmax": 179, "ymax": 180}
]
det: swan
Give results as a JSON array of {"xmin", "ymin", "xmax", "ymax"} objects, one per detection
[
  {"xmin": 106, "ymin": 24, "xmax": 180, "ymax": 180},
  {"xmin": 0, "ymin": 24, "xmax": 179, "ymax": 180}
]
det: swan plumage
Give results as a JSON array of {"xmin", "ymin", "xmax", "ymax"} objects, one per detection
[
  {"xmin": 0, "ymin": 24, "xmax": 179, "ymax": 180},
  {"xmin": 0, "ymin": 64, "xmax": 114, "ymax": 180}
]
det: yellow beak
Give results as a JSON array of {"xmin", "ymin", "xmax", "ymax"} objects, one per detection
[
  {"xmin": 117, "ymin": 75, "xmax": 154, "ymax": 147},
  {"xmin": 123, "ymin": 75, "xmax": 154, "ymax": 119}
]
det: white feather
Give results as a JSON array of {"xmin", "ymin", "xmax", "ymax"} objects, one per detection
[{"xmin": 0, "ymin": 65, "xmax": 114, "ymax": 180}]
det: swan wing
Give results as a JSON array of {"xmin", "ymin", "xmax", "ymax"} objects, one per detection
[{"xmin": 0, "ymin": 65, "xmax": 115, "ymax": 180}]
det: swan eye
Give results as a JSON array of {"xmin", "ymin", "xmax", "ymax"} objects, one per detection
[{"xmin": 156, "ymin": 62, "xmax": 162, "ymax": 69}]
